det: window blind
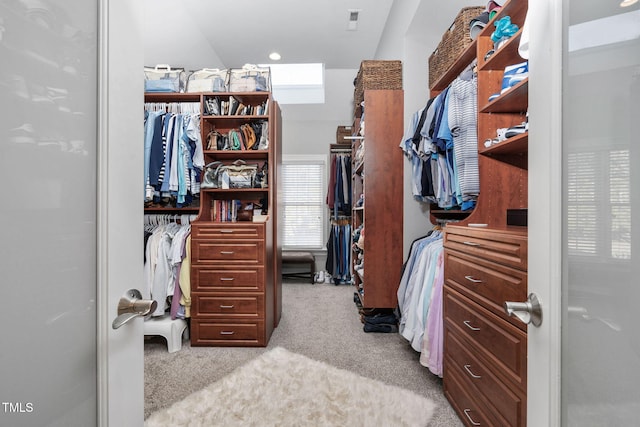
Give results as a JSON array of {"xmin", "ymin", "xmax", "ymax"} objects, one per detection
[
  {"xmin": 566, "ymin": 149, "xmax": 630, "ymax": 260},
  {"xmin": 281, "ymin": 158, "xmax": 325, "ymax": 249}
]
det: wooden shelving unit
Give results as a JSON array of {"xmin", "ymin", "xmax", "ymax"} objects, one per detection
[{"xmin": 351, "ymin": 89, "xmax": 404, "ymax": 309}]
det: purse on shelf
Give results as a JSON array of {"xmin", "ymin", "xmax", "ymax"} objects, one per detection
[
  {"xmin": 207, "ymin": 126, "xmax": 257, "ymax": 151},
  {"xmin": 201, "ymin": 161, "xmax": 222, "ymax": 188},
  {"xmin": 201, "ymin": 160, "xmax": 260, "ymax": 189},
  {"xmin": 222, "ymin": 160, "xmax": 259, "ymax": 189},
  {"xmin": 206, "ymin": 131, "xmax": 229, "ymax": 151}
]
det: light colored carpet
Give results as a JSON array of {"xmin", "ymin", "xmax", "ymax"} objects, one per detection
[{"xmin": 145, "ymin": 346, "xmax": 436, "ymax": 427}]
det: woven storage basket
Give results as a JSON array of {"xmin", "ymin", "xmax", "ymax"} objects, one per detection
[
  {"xmin": 336, "ymin": 126, "xmax": 352, "ymax": 144},
  {"xmin": 428, "ymin": 6, "xmax": 484, "ymax": 89},
  {"xmin": 354, "ymin": 60, "xmax": 402, "ymax": 107}
]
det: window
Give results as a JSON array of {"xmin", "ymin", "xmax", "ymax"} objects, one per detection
[
  {"xmin": 259, "ymin": 63, "xmax": 325, "ymax": 104},
  {"xmin": 566, "ymin": 148, "xmax": 630, "ymax": 260},
  {"xmin": 281, "ymin": 155, "xmax": 326, "ymax": 250}
]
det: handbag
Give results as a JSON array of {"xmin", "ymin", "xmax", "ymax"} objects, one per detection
[
  {"xmin": 201, "ymin": 161, "xmax": 223, "ymax": 188},
  {"xmin": 221, "ymin": 160, "xmax": 258, "ymax": 189},
  {"xmin": 206, "ymin": 131, "xmax": 228, "ymax": 151},
  {"xmin": 202, "ymin": 160, "xmax": 259, "ymax": 189}
]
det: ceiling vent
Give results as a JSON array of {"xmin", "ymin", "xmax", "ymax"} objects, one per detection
[{"xmin": 347, "ymin": 9, "xmax": 360, "ymax": 31}]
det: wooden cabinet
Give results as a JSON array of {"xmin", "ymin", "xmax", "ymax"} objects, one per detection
[
  {"xmin": 351, "ymin": 89, "xmax": 404, "ymax": 308},
  {"xmin": 444, "ymin": 226, "xmax": 527, "ymax": 426},
  {"xmin": 433, "ymin": 0, "xmax": 529, "ymax": 424},
  {"xmin": 143, "ymin": 91, "xmax": 282, "ymax": 347}
]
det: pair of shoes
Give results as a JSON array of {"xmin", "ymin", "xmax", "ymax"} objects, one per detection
[
  {"xmin": 363, "ymin": 323, "xmax": 398, "ymax": 333},
  {"xmin": 484, "ymin": 138, "xmax": 500, "ymax": 148},
  {"xmin": 364, "ymin": 313, "xmax": 397, "ymax": 325},
  {"xmin": 488, "ymin": 61, "xmax": 529, "ymax": 101},
  {"xmin": 501, "ymin": 61, "xmax": 528, "ymax": 93},
  {"xmin": 505, "ymin": 123, "xmax": 527, "ymax": 138}
]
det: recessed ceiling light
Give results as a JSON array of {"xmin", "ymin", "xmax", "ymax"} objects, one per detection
[
  {"xmin": 269, "ymin": 52, "xmax": 281, "ymax": 61},
  {"xmin": 620, "ymin": 0, "xmax": 638, "ymax": 6}
]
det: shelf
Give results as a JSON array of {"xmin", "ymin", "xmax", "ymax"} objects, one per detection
[
  {"xmin": 479, "ymin": 30, "xmax": 524, "ymax": 72},
  {"xmin": 144, "ymin": 206, "xmax": 200, "ymax": 213},
  {"xmin": 144, "ymin": 92, "xmax": 201, "ymax": 103},
  {"xmin": 480, "ymin": 132, "xmax": 528, "ymax": 156},
  {"xmin": 211, "ymin": 92, "xmax": 270, "ymax": 103},
  {"xmin": 201, "ymin": 188, "xmax": 269, "ymax": 194},
  {"xmin": 480, "ymin": 79, "xmax": 528, "ymax": 113},
  {"xmin": 203, "ymin": 115, "xmax": 269, "ymax": 120},
  {"xmin": 203, "ymin": 150, "xmax": 269, "ymax": 159},
  {"xmin": 430, "ymin": 39, "xmax": 478, "ymax": 92}
]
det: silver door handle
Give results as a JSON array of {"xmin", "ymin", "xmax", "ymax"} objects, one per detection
[
  {"xmin": 504, "ymin": 293, "xmax": 542, "ymax": 327},
  {"xmin": 112, "ymin": 289, "xmax": 157, "ymax": 329}
]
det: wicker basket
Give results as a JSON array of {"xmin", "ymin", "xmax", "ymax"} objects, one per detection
[
  {"xmin": 336, "ymin": 126, "xmax": 352, "ymax": 144},
  {"xmin": 354, "ymin": 60, "xmax": 402, "ymax": 107},
  {"xmin": 428, "ymin": 6, "xmax": 484, "ymax": 89}
]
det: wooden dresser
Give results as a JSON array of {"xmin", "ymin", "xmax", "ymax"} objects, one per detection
[
  {"xmin": 443, "ymin": 225, "xmax": 527, "ymax": 426},
  {"xmin": 190, "ymin": 222, "xmax": 274, "ymax": 346}
]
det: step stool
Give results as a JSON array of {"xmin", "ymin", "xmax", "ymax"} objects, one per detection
[{"xmin": 144, "ymin": 316, "xmax": 189, "ymax": 353}]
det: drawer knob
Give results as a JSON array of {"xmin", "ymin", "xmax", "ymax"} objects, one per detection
[
  {"xmin": 220, "ymin": 251, "xmax": 235, "ymax": 255},
  {"xmin": 220, "ymin": 305, "xmax": 235, "ymax": 309},
  {"xmin": 220, "ymin": 277, "xmax": 235, "ymax": 281},
  {"xmin": 504, "ymin": 293, "xmax": 543, "ymax": 327},
  {"xmin": 463, "ymin": 320, "xmax": 481, "ymax": 331},
  {"xmin": 463, "ymin": 364, "xmax": 482, "ymax": 379},
  {"xmin": 220, "ymin": 331, "xmax": 235, "ymax": 335},
  {"xmin": 463, "ymin": 409, "xmax": 481, "ymax": 426},
  {"xmin": 464, "ymin": 275, "xmax": 483, "ymax": 284},
  {"xmin": 220, "ymin": 230, "xmax": 234, "ymax": 233},
  {"xmin": 462, "ymin": 241, "xmax": 480, "ymax": 247}
]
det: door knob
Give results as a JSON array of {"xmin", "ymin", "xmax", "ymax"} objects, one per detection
[
  {"xmin": 504, "ymin": 293, "xmax": 542, "ymax": 327},
  {"xmin": 112, "ymin": 289, "xmax": 157, "ymax": 329}
]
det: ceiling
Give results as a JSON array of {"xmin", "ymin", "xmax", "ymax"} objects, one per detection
[{"xmin": 142, "ymin": 0, "xmax": 481, "ymax": 72}]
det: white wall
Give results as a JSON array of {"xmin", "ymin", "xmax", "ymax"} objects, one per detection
[
  {"xmin": 374, "ymin": 0, "xmax": 432, "ymax": 258},
  {"xmin": 279, "ymin": 69, "xmax": 357, "ymax": 271}
]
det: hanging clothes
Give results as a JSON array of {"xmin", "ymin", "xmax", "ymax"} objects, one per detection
[
  {"xmin": 325, "ymin": 220, "xmax": 351, "ymax": 285},
  {"xmin": 399, "ymin": 70, "xmax": 479, "ymax": 211},
  {"xmin": 144, "ymin": 102, "xmax": 204, "ymax": 208},
  {"xmin": 326, "ymin": 153, "xmax": 351, "ymax": 217},
  {"xmin": 396, "ymin": 229, "xmax": 445, "ymax": 377},
  {"xmin": 143, "ymin": 216, "xmax": 193, "ymax": 318}
]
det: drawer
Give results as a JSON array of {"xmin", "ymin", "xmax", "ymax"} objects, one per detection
[
  {"xmin": 444, "ymin": 287, "xmax": 527, "ymax": 391},
  {"xmin": 445, "ymin": 250, "xmax": 527, "ymax": 328},
  {"xmin": 192, "ymin": 294, "xmax": 264, "ymax": 317},
  {"xmin": 191, "ymin": 320, "xmax": 264, "ymax": 346},
  {"xmin": 444, "ymin": 364, "xmax": 496, "ymax": 427},
  {"xmin": 192, "ymin": 266, "xmax": 264, "ymax": 292},
  {"xmin": 444, "ymin": 226, "xmax": 527, "ymax": 270},
  {"xmin": 192, "ymin": 223, "xmax": 265, "ymax": 240},
  {"xmin": 446, "ymin": 330, "xmax": 526, "ymax": 427},
  {"xmin": 192, "ymin": 240, "xmax": 264, "ymax": 264}
]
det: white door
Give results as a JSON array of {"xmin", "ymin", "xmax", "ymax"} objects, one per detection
[
  {"xmin": 528, "ymin": 0, "xmax": 640, "ymax": 425},
  {"xmin": 0, "ymin": 1, "xmax": 145, "ymax": 426}
]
